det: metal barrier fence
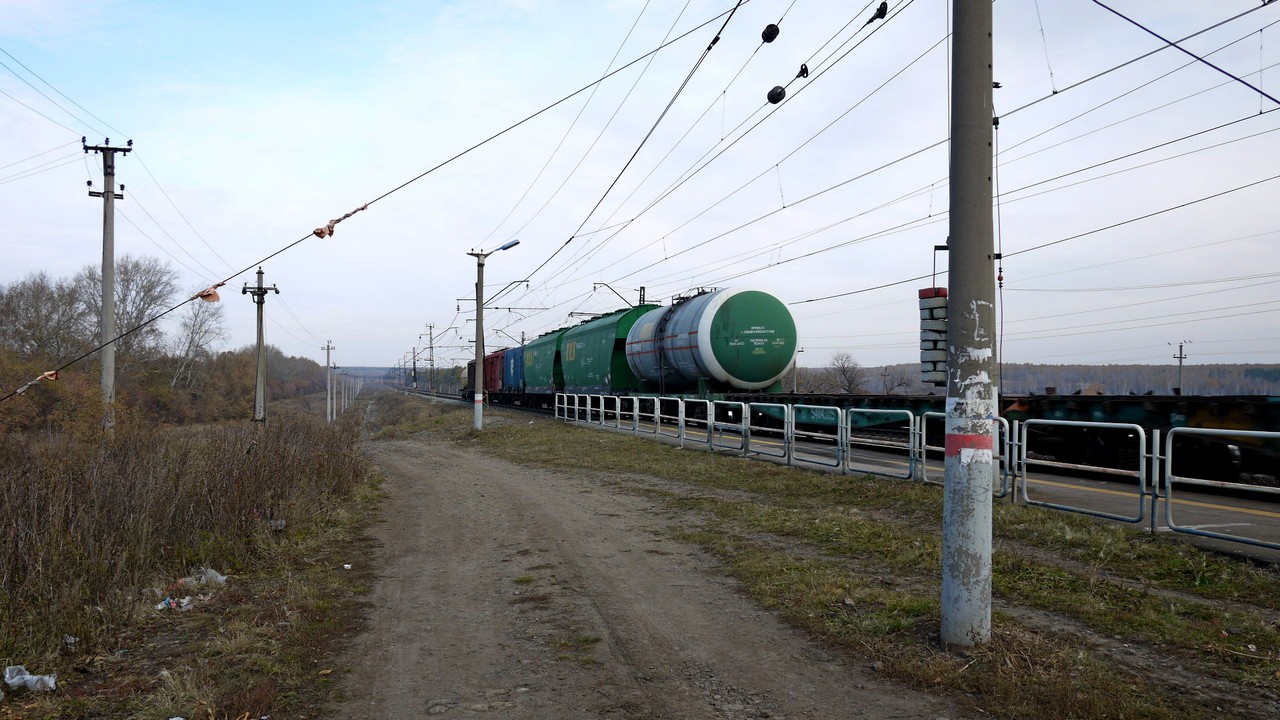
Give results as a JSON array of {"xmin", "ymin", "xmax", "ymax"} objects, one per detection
[
  {"xmin": 711, "ymin": 401, "xmax": 749, "ymax": 455},
  {"xmin": 792, "ymin": 405, "xmax": 844, "ymax": 471},
  {"xmin": 847, "ymin": 408, "xmax": 916, "ymax": 480},
  {"xmin": 748, "ymin": 403, "xmax": 792, "ymax": 463},
  {"xmin": 657, "ymin": 397, "xmax": 684, "ymax": 442},
  {"xmin": 553, "ymin": 395, "xmax": 1275, "ymax": 553},
  {"xmin": 683, "ymin": 399, "xmax": 714, "ymax": 449},
  {"xmin": 619, "ymin": 396, "xmax": 640, "ymax": 433},
  {"xmin": 1020, "ymin": 419, "xmax": 1147, "ymax": 524},
  {"xmin": 1164, "ymin": 427, "xmax": 1280, "ymax": 550},
  {"xmin": 602, "ymin": 395, "xmax": 621, "ymax": 428}
]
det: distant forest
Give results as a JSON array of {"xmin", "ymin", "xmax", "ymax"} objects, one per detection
[{"xmin": 860, "ymin": 363, "xmax": 1280, "ymax": 397}]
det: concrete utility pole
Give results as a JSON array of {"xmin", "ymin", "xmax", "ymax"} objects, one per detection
[
  {"xmin": 322, "ymin": 341, "xmax": 335, "ymax": 423},
  {"xmin": 467, "ymin": 240, "xmax": 520, "ymax": 431},
  {"xmin": 84, "ymin": 137, "xmax": 132, "ymax": 430},
  {"xmin": 424, "ymin": 324, "xmax": 435, "ymax": 392},
  {"xmin": 334, "ymin": 366, "xmax": 341, "ymax": 414},
  {"xmin": 941, "ymin": 0, "xmax": 996, "ymax": 652},
  {"xmin": 242, "ymin": 267, "xmax": 279, "ymax": 423},
  {"xmin": 1171, "ymin": 341, "xmax": 1190, "ymax": 395}
]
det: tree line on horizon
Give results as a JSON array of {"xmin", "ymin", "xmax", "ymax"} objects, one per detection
[
  {"xmin": 0, "ymin": 255, "xmax": 325, "ymax": 430},
  {"xmin": 790, "ymin": 357, "xmax": 1280, "ymax": 397}
]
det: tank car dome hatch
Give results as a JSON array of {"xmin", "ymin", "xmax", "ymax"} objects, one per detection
[{"xmin": 625, "ymin": 288, "xmax": 797, "ymax": 392}]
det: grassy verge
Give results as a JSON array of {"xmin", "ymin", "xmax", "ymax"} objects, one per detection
[
  {"xmin": 375, "ymin": 392, "xmax": 1280, "ymax": 719},
  {"xmin": 0, "ymin": 408, "xmax": 379, "ymax": 719}
]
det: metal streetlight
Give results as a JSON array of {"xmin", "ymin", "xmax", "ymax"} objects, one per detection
[
  {"xmin": 467, "ymin": 239, "xmax": 520, "ymax": 430},
  {"xmin": 792, "ymin": 347, "xmax": 805, "ymax": 393}
]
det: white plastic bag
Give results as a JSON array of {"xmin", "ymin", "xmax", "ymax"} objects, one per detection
[
  {"xmin": 199, "ymin": 567, "xmax": 227, "ymax": 586},
  {"xmin": 4, "ymin": 665, "xmax": 57, "ymax": 691}
]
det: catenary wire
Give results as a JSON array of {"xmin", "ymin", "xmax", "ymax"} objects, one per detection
[
  {"xmin": 507, "ymin": 0, "xmax": 921, "ymax": 305},
  {"xmin": 1003, "ymin": 2, "xmax": 1273, "ymax": 120},
  {"xmin": 477, "ymin": 0, "xmax": 655, "ymax": 246},
  {"xmin": 621, "ymin": 100, "xmax": 1276, "ymax": 301},
  {"xmin": 575, "ymin": 33, "xmax": 949, "ymax": 282},
  {"xmin": 547, "ymin": 0, "xmax": 1263, "ymax": 298},
  {"xmin": 548, "ymin": 0, "xmax": 809, "ymax": 271},
  {"xmin": 0, "ymin": 3, "xmax": 755, "ymax": 405},
  {"xmin": 363, "ymin": 1, "xmax": 752, "ymax": 211},
  {"xmin": 1092, "ymin": 0, "xmax": 1280, "ymax": 108},
  {"xmin": 505, "ymin": 1, "xmax": 744, "ymax": 300}
]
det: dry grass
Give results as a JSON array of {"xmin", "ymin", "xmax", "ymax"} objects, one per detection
[{"xmin": 0, "ymin": 405, "xmax": 374, "ymax": 719}]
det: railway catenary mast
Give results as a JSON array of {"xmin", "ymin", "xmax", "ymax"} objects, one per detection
[
  {"xmin": 467, "ymin": 240, "xmax": 520, "ymax": 431},
  {"xmin": 942, "ymin": 0, "xmax": 997, "ymax": 651}
]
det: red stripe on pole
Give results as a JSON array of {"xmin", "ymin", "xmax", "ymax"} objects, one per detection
[{"xmin": 944, "ymin": 433, "xmax": 993, "ymax": 456}]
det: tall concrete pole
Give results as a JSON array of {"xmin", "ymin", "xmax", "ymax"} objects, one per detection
[
  {"xmin": 467, "ymin": 240, "xmax": 519, "ymax": 431},
  {"xmin": 942, "ymin": 0, "xmax": 996, "ymax": 652},
  {"xmin": 471, "ymin": 253, "xmax": 487, "ymax": 430},
  {"xmin": 84, "ymin": 138, "xmax": 131, "ymax": 430},
  {"xmin": 242, "ymin": 267, "xmax": 279, "ymax": 423},
  {"xmin": 426, "ymin": 324, "xmax": 435, "ymax": 392},
  {"xmin": 323, "ymin": 341, "xmax": 335, "ymax": 423}
]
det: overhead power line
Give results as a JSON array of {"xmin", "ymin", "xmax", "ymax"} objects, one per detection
[
  {"xmin": 1005, "ymin": 171, "xmax": 1280, "ymax": 258},
  {"xmin": 547, "ymin": 6, "xmax": 1273, "ymax": 305},
  {"xmin": 500, "ymin": 0, "xmax": 746, "ymax": 301},
  {"xmin": 1004, "ymin": 2, "xmax": 1274, "ymax": 119},
  {"xmin": 0, "ymin": 2, "xmax": 755, "ymax": 406},
  {"xmin": 363, "ymin": 1, "xmax": 753, "ymax": 211},
  {"xmin": 1092, "ymin": 0, "xmax": 1280, "ymax": 108},
  {"xmin": 476, "ymin": 0, "xmax": 655, "ymax": 247},
  {"xmin": 0, "ymin": 46, "xmax": 124, "ymax": 136}
]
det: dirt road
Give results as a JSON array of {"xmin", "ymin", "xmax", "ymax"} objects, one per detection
[{"xmin": 330, "ymin": 433, "xmax": 962, "ymax": 719}]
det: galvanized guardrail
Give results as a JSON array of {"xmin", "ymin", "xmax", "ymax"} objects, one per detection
[
  {"xmin": 1164, "ymin": 427, "xmax": 1279, "ymax": 550},
  {"xmin": 1020, "ymin": 419, "xmax": 1147, "ymax": 524},
  {"xmin": 711, "ymin": 400, "xmax": 749, "ymax": 455},
  {"xmin": 748, "ymin": 402, "xmax": 792, "ymax": 463},
  {"xmin": 847, "ymin": 408, "xmax": 916, "ymax": 481},
  {"xmin": 790, "ymin": 405, "xmax": 843, "ymax": 470},
  {"xmin": 553, "ymin": 395, "xmax": 1275, "ymax": 553}
]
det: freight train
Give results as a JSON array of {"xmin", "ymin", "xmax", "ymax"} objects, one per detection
[
  {"xmin": 452, "ymin": 287, "xmax": 1277, "ymax": 488},
  {"xmin": 464, "ymin": 287, "xmax": 798, "ymax": 407}
]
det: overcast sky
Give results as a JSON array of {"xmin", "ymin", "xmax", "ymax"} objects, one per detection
[{"xmin": 2, "ymin": 0, "xmax": 1278, "ymax": 375}]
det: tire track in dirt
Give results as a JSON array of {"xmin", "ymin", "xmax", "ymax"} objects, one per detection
[{"xmin": 330, "ymin": 436, "xmax": 962, "ymax": 719}]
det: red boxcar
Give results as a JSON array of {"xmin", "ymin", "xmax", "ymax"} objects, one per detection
[{"xmin": 483, "ymin": 349, "xmax": 505, "ymax": 394}]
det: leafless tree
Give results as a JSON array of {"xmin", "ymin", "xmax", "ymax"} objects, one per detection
[
  {"xmin": 879, "ymin": 368, "xmax": 911, "ymax": 394},
  {"xmin": 789, "ymin": 365, "xmax": 834, "ymax": 393},
  {"xmin": 828, "ymin": 351, "xmax": 868, "ymax": 394},
  {"xmin": 0, "ymin": 271, "xmax": 93, "ymax": 363},
  {"xmin": 75, "ymin": 254, "xmax": 179, "ymax": 361},
  {"xmin": 170, "ymin": 294, "xmax": 227, "ymax": 387}
]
